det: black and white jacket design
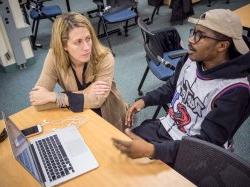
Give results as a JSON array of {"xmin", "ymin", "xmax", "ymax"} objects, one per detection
[{"xmin": 160, "ymin": 58, "xmax": 249, "ymax": 145}]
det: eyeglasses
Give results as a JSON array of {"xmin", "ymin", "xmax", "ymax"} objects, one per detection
[{"xmin": 189, "ymin": 28, "xmax": 226, "ymax": 44}]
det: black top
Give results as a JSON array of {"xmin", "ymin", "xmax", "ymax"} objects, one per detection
[{"xmin": 66, "ymin": 64, "xmax": 102, "ymax": 116}]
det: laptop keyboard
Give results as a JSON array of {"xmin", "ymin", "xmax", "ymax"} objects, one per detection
[{"xmin": 35, "ymin": 135, "xmax": 75, "ymax": 182}]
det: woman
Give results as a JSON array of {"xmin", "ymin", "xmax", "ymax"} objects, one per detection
[{"xmin": 29, "ymin": 12, "xmax": 127, "ymax": 130}]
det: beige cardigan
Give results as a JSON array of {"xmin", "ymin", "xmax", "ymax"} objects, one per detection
[{"xmin": 34, "ymin": 49, "xmax": 127, "ymax": 130}]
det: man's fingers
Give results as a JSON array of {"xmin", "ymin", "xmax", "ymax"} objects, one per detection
[
  {"xmin": 126, "ymin": 111, "xmax": 132, "ymax": 125},
  {"xmin": 113, "ymin": 142, "xmax": 128, "ymax": 153},
  {"xmin": 124, "ymin": 128, "xmax": 140, "ymax": 140},
  {"xmin": 128, "ymin": 106, "xmax": 137, "ymax": 120},
  {"xmin": 112, "ymin": 138, "xmax": 131, "ymax": 147}
]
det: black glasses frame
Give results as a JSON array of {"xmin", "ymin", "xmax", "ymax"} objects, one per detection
[{"xmin": 189, "ymin": 28, "xmax": 227, "ymax": 44}]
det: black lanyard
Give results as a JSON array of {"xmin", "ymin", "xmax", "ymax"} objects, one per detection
[{"xmin": 71, "ymin": 63, "xmax": 89, "ymax": 90}]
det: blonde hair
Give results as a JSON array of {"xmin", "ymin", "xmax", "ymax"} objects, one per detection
[{"xmin": 50, "ymin": 12, "xmax": 110, "ymax": 72}]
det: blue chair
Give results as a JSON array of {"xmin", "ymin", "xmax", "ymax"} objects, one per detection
[
  {"xmin": 137, "ymin": 17, "xmax": 187, "ymax": 118},
  {"xmin": 27, "ymin": 0, "xmax": 62, "ymax": 49},
  {"xmin": 137, "ymin": 17, "xmax": 187, "ymax": 96},
  {"xmin": 94, "ymin": 0, "xmax": 138, "ymax": 52}
]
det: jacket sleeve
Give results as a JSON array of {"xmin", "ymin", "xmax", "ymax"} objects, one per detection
[
  {"xmin": 33, "ymin": 50, "xmax": 59, "ymax": 111},
  {"xmin": 152, "ymin": 86, "xmax": 250, "ymax": 164},
  {"xmin": 141, "ymin": 54, "xmax": 187, "ymax": 107},
  {"xmin": 35, "ymin": 49, "xmax": 58, "ymax": 91},
  {"xmin": 83, "ymin": 52, "xmax": 115, "ymax": 109},
  {"xmin": 153, "ymin": 140, "xmax": 180, "ymax": 164}
]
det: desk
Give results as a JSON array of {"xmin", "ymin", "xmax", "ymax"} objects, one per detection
[
  {"xmin": 234, "ymin": 4, "xmax": 250, "ymax": 35},
  {"xmin": 0, "ymin": 107, "xmax": 194, "ymax": 187}
]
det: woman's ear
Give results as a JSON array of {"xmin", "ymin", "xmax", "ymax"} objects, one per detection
[{"xmin": 64, "ymin": 45, "xmax": 68, "ymax": 51}]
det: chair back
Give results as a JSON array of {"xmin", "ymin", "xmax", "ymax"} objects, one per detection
[
  {"xmin": 174, "ymin": 136, "xmax": 250, "ymax": 186},
  {"xmin": 137, "ymin": 17, "xmax": 154, "ymax": 42},
  {"xmin": 106, "ymin": 0, "xmax": 135, "ymax": 7},
  {"xmin": 137, "ymin": 17, "xmax": 183, "ymax": 65},
  {"xmin": 136, "ymin": 18, "xmax": 186, "ymax": 96},
  {"xmin": 106, "ymin": 0, "xmax": 136, "ymax": 13},
  {"xmin": 27, "ymin": 0, "xmax": 48, "ymax": 11},
  {"xmin": 27, "ymin": 0, "xmax": 61, "ymax": 19}
]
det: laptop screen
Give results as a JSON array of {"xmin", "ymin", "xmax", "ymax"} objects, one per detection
[{"xmin": 3, "ymin": 113, "xmax": 42, "ymax": 183}]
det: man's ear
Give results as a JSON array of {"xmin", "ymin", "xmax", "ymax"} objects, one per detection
[{"xmin": 218, "ymin": 41, "xmax": 230, "ymax": 52}]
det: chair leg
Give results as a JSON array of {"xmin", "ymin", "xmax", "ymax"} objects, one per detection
[
  {"xmin": 156, "ymin": 6, "xmax": 160, "ymax": 15},
  {"xmin": 31, "ymin": 19, "xmax": 35, "ymax": 33},
  {"xmin": 101, "ymin": 18, "xmax": 114, "ymax": 54},
  {"xmin": 21, "ymin": 5, "xmax": 30, "ymax": 25},
  {"xmin": 138, "ymin": 65, "xmax": 149, "ymax": 96},
  {"xmin": 32, "ymin": 19, "xmax": 42, "ymax": 49},
  {"xmin": 133, "ymin": 6, "xmax": 138, "ymax": 24},
  {"xmin": 124, "ymin": 20, "xmax": 129, "ymax": 37},
  {"xmin": 31, "ymin": 19, "xmax": 38, "ymax": 49},
  {"xmin": 148, "ymin": 6, "xmax": 158, "ymax": 25},
  {"xmin": 48, "ymin": 17, "xmax": 54, "ymax": 22},
  {"xmin": 97, "ymin": 18, "xmax": 101, "ymax": 36},
  {"xmin": 152, "ymin": 105, "xmax": 162, "ymax": 119},
  {"xmin": 208, "ymin": 0, "xmax": 211, "ymax": 7}
]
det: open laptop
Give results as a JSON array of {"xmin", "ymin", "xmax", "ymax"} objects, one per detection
[{"xmin": 2, "ymin": 112, "xmax": 98, "ymax": 187}]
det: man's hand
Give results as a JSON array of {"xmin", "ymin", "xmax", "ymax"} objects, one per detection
[
  {"xmin": 125, "ymin": 99, "xmax": 145, "ymax": 127},
  {"xmin": 112, "ymin": 129, "xmax": 155, "ymax": 159},
  {"xmin": 29, "ymin": 86, "xmax": 56, "ymax": 105}
]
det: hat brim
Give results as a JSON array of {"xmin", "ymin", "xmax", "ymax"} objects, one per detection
[{"xmin": 233, "ymin": 37, "xmax": 249, "ymax": 55}]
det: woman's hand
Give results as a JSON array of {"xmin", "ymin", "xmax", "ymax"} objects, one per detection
[
  {"xmin": 83, "ymin": 81, "xmax": 110, "ymax": 96},
  {"xmin": 125, "ymin": 99, "xmax": 145, "ymax": 127},
  {"xmin": 29, "ymin": 86, "xmax": 56, "ymax": 106}
]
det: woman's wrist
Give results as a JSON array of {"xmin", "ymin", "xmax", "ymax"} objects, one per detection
[
  {"xmin": 50, "ymin": 92, "xmax": 57, "ymax": 103},
  {"xmin": 55, "ymin": 93, "xmax": 69, "ymax": 107}
]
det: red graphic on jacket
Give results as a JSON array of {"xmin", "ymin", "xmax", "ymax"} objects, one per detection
[{"xmin": 168, "ymin": 103, "xmax": 191, "ymax": 133}]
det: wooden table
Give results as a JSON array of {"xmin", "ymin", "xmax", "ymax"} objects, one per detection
[
  {"xmin": 0, "ymin": 107, "xmax": 194, "ymax": 187},
  {"xmin": 234, "ymin": 4, "xmax": 250, "ymax": 35}
]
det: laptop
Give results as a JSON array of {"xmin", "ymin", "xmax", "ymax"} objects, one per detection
[{"xmin": 2, "ymin": 112, "xmax": 99, "ymax": 187}]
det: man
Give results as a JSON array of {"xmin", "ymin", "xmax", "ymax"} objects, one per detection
[{"xmin": 112, "ymin": 9, "xmax": 250, "ymax": 164}]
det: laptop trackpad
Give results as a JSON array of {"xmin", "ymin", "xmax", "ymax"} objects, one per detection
[{"xmin": 65, "ymin": 139, "xmax": 88, "ymax": 157}]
